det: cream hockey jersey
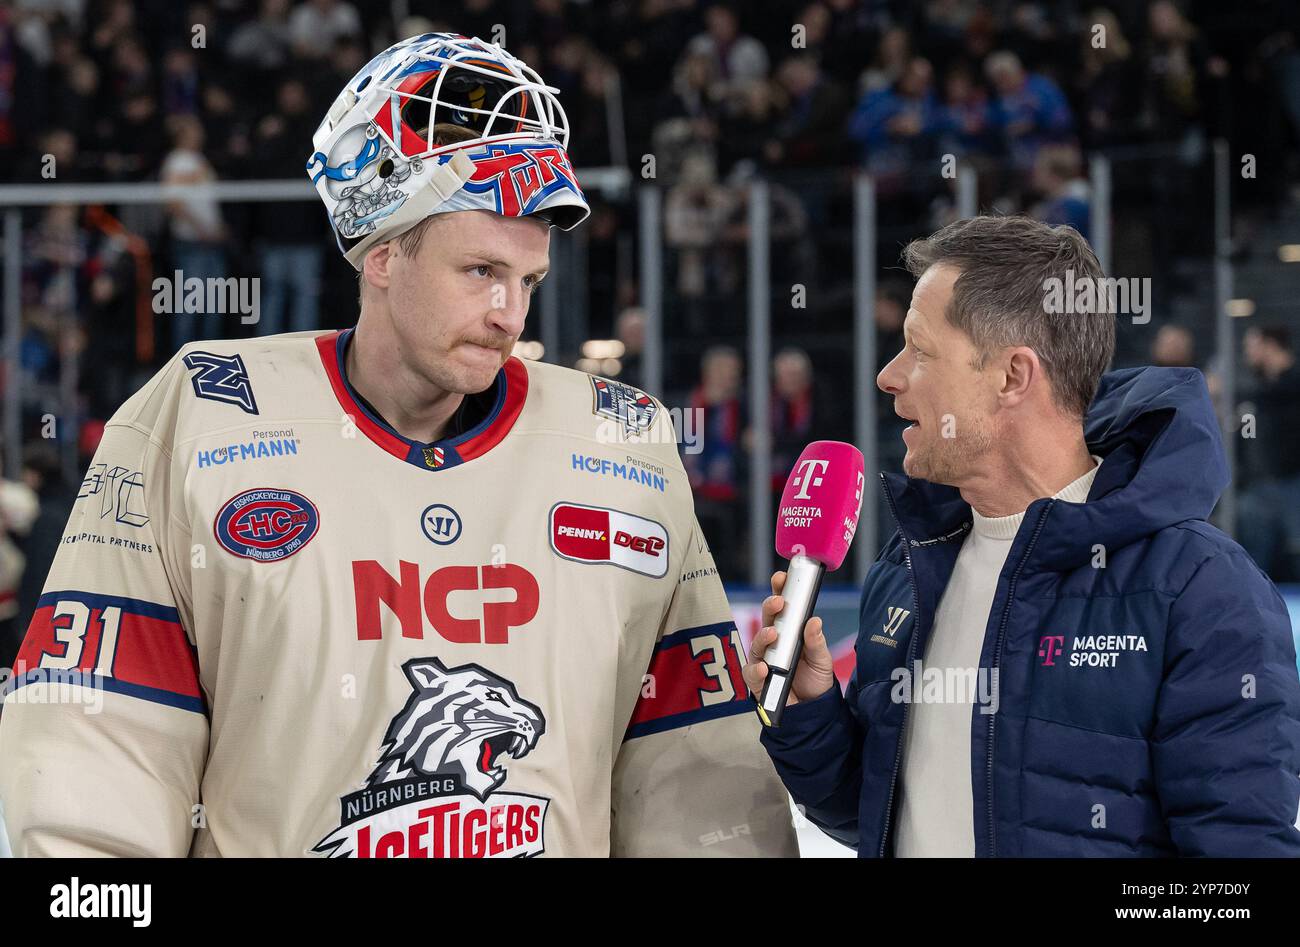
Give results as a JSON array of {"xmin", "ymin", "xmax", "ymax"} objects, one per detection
[{"xmin": 0, "ymin": 329, "xmax": 797, "ymax": 858}]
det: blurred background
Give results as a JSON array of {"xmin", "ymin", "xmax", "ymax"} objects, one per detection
[{"xmin": 2, "ymin": 0, "xmax": 1300, "ymax": 731}]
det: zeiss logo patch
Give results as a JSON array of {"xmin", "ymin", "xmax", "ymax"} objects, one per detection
[
  {"xmin": 184, "ymin": 351, "xmax": 258, "ymax": 414},
  {"xmin": 549, "ymin": 502, "xmax": 667, "ymax": 578},
  {"xmin": 214, "ymin": 488, "xmax": 319, "ymax": 562},
  {"xmin": 591, "ymin": 377, "xmax": 656, "ymax": 435}
]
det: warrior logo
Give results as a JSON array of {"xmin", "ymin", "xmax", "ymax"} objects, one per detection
[
  {"xmin": 591, "ymin": 376, "xmax": 657, "ymax": 436},
  {"xmin": 313, "ymin": 658, "xmax": 550, "ymax": 858}
]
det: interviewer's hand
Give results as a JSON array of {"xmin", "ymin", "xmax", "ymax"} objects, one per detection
[{"xmin": 741, "ymin": 570, "xmax": 837, "ymax": 708}]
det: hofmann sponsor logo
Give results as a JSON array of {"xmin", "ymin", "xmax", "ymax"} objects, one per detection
[
  {"xmin": 197, "ymin": 431, "xmax": 300, "ymax": 469},
  {"xmin": 571, "ymin": 453, "xmax": 667, "ymax": 492}
]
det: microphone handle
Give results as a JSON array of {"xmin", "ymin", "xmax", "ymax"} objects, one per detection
[{"xmin": 756, "ymin": 553, "xmax": 825, "ymax": 728}]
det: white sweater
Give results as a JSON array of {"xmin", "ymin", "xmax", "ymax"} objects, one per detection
[{"xmin": 894, "ymin": 457, "xmax": 1102, "ymax": 857}]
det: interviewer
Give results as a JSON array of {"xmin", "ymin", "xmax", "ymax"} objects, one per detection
[{"xmin": 744, "ymin": 215, "xmax": 1300, "ymax": 857}]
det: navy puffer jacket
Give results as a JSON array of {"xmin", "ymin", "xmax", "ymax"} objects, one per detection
[{"xmin": 760, "ymin": 367, "xmax": 1300, "ymax": 856}]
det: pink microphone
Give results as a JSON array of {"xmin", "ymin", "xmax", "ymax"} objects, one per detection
[{"xmin": 757, "ymin": 441, "xmax": 866, "ymax": 727}]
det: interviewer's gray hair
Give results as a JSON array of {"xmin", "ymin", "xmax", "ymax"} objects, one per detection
[{"xmin": 902, "ymin": 215, "xmax": 1116, "ymax": 419}]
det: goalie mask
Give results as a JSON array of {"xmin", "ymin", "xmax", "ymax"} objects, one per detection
[{"xmin": 306, "ymin": 32, "xmax": 590, "ymax": 270}]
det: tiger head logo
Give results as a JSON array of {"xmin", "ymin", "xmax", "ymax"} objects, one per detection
[{"xmin": 367, "ymin": 657, "xmax": 545, "ymax": 801}]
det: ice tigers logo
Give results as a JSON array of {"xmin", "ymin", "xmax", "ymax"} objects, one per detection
[
  {"xmin": 313, "ymin": 658, "xmax": 551, "ymax": 857},
  {"xmin": 368, "ymin": 657, "xmax": 545, "ymax": 801}
]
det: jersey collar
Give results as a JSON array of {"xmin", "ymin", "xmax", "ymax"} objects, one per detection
[{"xmin": 314, "ymin": 327, "xmax": 528, "ymax": 470}]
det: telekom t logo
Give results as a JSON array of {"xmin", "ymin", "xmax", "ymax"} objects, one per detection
[
  {"xmin": 792, "ymin": 459, "xmax": 829, "ymax": 500},
  {"xmin": 1038, "ymin": 635, "xmax": 1065, "ymax": 666}
]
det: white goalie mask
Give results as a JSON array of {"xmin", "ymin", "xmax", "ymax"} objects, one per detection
[{"xmin": 306, "ymin": 32, "xmax": 590, "ymax": 270}]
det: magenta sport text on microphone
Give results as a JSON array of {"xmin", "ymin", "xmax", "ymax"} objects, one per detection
[
  {"xmin": 777, "ymin": 442, "xmax": 867, "ymax": 563},
  {"xmin": 759, "ymin": 441, "xmax": 866, "ymax": 727}
]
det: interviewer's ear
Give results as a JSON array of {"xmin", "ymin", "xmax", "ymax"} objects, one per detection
[
  {"xmin": 362, "ymin": 241, "xmax": 395, "ymax": 292},
  {"xmin": 1000, "ymin": 346, "xmax": 1041, "ymax": 408}
]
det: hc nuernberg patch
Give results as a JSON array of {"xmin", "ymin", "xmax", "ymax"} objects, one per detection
[{"xmin": 213, "ymin": 488, "xmax": 319, "ymax": 562}]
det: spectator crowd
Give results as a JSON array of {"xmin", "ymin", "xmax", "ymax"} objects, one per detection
[{"xmin": 2, "ymin": 0, "xmax": 1300, "ymax": 591}]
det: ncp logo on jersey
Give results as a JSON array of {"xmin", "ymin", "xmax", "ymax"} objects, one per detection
[{"xmin": 791, "ymin": 458, "xmax": 829, "ymax": 500}]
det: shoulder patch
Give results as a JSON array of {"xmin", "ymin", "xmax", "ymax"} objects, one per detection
[
  {"xmin": 591, "ymin": 376, "xmax": 657, "ymax": 436},
  {"xmin": 184, "ymin": 351, "xmax": 259, "ymax": 415}
]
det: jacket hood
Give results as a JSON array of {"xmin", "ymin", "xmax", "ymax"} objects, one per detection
[{"xmin": 882, "ymin": 366, "xmax": 1228, "ymax": 571}]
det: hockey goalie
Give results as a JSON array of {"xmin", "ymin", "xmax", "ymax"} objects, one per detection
[{"xmin": 0, "ymin": 33, "xmax": 797, "ymax": 858}]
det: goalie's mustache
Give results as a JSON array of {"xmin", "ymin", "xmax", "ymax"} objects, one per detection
[{"xmin": 463, "ymin": 336, "xmax": 514, "ymax": 353}]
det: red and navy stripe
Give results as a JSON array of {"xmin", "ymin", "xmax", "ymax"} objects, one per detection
[
  {"xmin": 624, "ymin": 621, "xmax": 752, "ymax": 741},
  {"xmin": 13, "ymin": 591, "xmax": 204, "ymax": 714},
  {"xmin": 314, "ymin": 328, "xmax": 528, "ymax": 470}
]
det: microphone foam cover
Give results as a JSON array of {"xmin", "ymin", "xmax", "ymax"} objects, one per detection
[{"xmin": 774, "ymin": 440, "xmax": 866, "ymax": 570}]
